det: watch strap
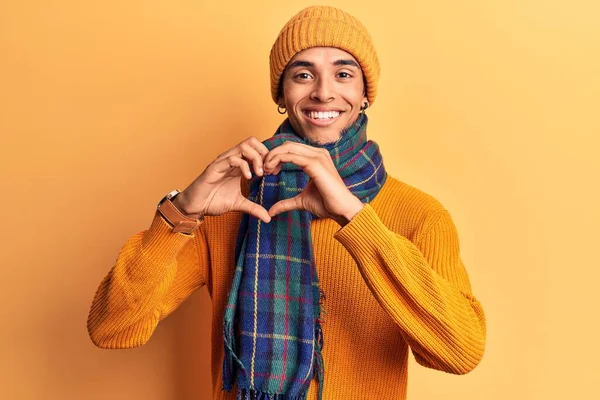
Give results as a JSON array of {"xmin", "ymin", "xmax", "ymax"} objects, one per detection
[{"xmin": 157, "ymin": 194, "xmax": 203, "ymax": 234}]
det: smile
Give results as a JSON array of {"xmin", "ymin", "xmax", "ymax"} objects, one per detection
[{"xmin": 302, "ymin": 110, "xmax": 344, "ymax": 126}]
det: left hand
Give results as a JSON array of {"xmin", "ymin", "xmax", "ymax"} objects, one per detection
[{"xmin": 263, "ymin": 142, "xmax": 364, "ymax": 226}]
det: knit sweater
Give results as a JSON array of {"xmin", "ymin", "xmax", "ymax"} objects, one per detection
[{"xmin": 87, "ymin": 175, "xmax": 486, "ymax": 399}]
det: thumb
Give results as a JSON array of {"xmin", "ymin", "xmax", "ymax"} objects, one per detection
[
  {"xmin": 236, "ymin": 197, "xmax": 272, "ymax": 223},
  {"xmin": 268, "ymin": 195, "xmax": 303, "ymax": 218}
]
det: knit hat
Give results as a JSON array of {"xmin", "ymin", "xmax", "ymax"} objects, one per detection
[{"xmin": 269, "ymin": 5, "xmax": 380, "ymax": 106}]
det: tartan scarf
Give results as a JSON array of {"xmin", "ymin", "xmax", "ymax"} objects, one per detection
[{"xmin": 222, "ymin": 112, "xmax": 387, "ymax": 400}]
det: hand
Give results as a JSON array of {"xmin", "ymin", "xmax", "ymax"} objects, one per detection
[
  {"xmin": 173, "ymin": 136, "xmax": 272, "ymax": 223},
  {"xmin": 263, "ymin": 142, "xmax": 364, "ymax": 226}
]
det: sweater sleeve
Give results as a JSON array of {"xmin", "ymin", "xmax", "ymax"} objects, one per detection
[
  {"xmin": 333, "ymin": 204, "xmax": 486, "ymax": 375},
  {"xmin": 87, "ymin": 210, "xmax": 209, "ymax": 349}
]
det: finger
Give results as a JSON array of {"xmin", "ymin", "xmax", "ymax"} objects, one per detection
[
  {"xmin": 239, "ymin": 142, "xmax": 265, "ymax": 176},
  {"xmin": 237, "ymin": 197, "xmax": 272, "ymax": 223},
  {"xmin": 213, "ymin": 155, "xmax": 252, "ymax": 179},
  {"xmin": 272, "ymin": 164, "xmax": 282, "ymax": 175},
  {"xmin": 264, "ymin": 141, "xmax": 321, "ymax": 165},
  {"xmin": 215, "ymin": 147, "xmax": 237, "ymax": 161},
  {"xmin": 268, "ymin": 195, "xmax": 303, "ymax": 217},
  {"xmin": 264, "ymin": 144, "xmax": 330, "ymax": 175},
  {"xmin": 264, "ymin": 152, "xmax": 313, "ymax": 174},
  {"xmin": 246, "ymin": 136, "xmax": 270, "ymax": 158},
  {"xmin": 215, "ymin": 136, "xmax": 268, "ymax": 162}
]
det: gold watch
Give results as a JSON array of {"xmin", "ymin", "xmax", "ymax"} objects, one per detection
[{"xmin": 157, "ymin": 189, "xmax": 203, "ymax": 234}]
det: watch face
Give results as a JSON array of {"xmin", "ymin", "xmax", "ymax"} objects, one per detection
[{"xmin": 158, "ymin": 190, "xmax": 180, "ymax": 208}]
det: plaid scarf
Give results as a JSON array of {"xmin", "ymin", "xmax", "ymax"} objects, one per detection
[{"xmin": 222, "ymin": 112, "xmax": 387, "ymax": 400}]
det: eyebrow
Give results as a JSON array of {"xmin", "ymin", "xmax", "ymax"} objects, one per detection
[{"xmin": 287, "ymin": 59, "xmax": 360, "ymax": 69}]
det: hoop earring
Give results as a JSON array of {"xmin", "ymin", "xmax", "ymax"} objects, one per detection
[
  {"xmin": 360, "ymin": 101, "xmax": 369, "ymax": 113},
  {"xmin": 277, "ymin": 105, "xmax": 287, "ymax": 114}
]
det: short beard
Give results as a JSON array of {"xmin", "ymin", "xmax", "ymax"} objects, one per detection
[{"xmin": 305, "ymin": 132, "xmax": 344, "ymax": 147}]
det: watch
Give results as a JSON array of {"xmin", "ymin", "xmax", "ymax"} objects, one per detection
[{"xmin": 157, "ymin": 189, "xmax": 203, "ymax": 234}]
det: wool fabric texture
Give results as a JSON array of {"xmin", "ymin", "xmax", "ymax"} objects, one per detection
[
  {"xmin": 269, "ymin": 5, "xmax": 380, "ymax": 105},
  {"xmin": 87, "ymin": 175, "xmax": 488, "ymax": 400},
  {"xmin": 221, "ymin": 112, "xmax": 387, "ymax": 400}
]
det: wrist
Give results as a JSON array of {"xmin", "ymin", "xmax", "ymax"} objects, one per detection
[
  {"xmin": 333, "ymin": 198, "xmax": 364, "ymax": 227},
  {"xmin": 156, "ymin": 189, "xmax": 203, "ymax": 235},
  {"xmin": 172, "ymin": 192, "xmax": 203, "ymax": 220}
]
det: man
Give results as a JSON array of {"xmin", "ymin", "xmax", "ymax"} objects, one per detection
[{"xmin": 87, "ymin": 5, "xmax": 486, "ymax": 400}]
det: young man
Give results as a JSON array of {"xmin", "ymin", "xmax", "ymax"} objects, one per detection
[{"xmin": 87, "ymin": 6, "xmax": 486, "ymax": 400}]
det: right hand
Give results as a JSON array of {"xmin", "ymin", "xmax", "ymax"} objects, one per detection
[{"xmin": 172, "ymin": 136, "xmax": 272, "ymax": 223}]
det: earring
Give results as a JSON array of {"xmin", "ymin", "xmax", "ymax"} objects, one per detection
[
  {"xmin": 277, "ymin": 105, "xmax": 287, "ymax": 114},
  {"xmin": 360, "ymin": 101, "xmax": 370, "ymax": 113}
]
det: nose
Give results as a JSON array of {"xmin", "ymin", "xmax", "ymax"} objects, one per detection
[{"xmin": 310, "ymin": 77, "xmax": 335, "ymax": 102}]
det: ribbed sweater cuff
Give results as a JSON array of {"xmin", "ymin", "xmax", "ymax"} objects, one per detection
[
  {"xmin": 334, "ymin": 204, "xmax": 391, "ymax": 257},
  {"xmin": 140, "ymin": 210, "xmax": 196, "ymax": 265}
]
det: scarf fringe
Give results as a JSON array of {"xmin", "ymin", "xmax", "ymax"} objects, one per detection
[
  {"xmin": 236, "ymin": 388, "xmax": 308, "ymax": 400},
  {"xmin": 313, "ymin": 287, "xmax": 326, "ymax": 400},
  {"xmin": 223, "ymin": 316, "xmax": 247, "ymax": 390}
]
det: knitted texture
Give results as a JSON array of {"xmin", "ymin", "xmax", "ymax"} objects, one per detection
[
  {"xmin": 87, "ymin": 176, "xmax": 487, "ymax": 399},
  {"xmin": 222, "ymin": 113, "xmax": 386, "ymax": 400},
  {"xmin": 269, "ymin": 5, "xmax": 380, "ymax": 105}
]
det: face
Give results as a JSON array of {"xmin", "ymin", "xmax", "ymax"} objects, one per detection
[{"xmin": 278, "ymin": 47, "xmax": 368, "ymax": 145}]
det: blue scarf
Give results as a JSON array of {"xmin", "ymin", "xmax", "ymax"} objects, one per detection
[{"xmin": 223, "ymin": 112, "xmax": 387, "ymax": 399}]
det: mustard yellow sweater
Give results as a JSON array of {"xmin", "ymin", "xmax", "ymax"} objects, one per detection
[{"xmin": 87, "ymin": 175, "xmax": 486, "ymax": 399}]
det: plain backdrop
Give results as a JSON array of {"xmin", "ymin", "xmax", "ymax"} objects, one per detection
[{"xmin": 1, "ymin": 0, "xmax": 599, "ymax": 399}]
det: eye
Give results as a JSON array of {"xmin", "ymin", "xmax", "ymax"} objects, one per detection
[
  {"xmin": 294, "ymin": 72, "xmax": 312, "ymax": 80},
  {"xmin": 337, "ymin": 72, "xmax": 352, "ymax": 79}
]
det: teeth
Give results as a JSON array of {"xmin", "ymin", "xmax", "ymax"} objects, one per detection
[{"xmin": 306, "ymin": 111, "xmax": 340, "ymax": 120}]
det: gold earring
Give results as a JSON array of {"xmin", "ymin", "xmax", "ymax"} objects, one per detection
[{"xmin": 277, "ymin": 105, "xmax": 287, "ymax": 114}]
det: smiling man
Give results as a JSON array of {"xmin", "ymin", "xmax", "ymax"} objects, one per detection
[
  {"xmin": 87, "ymin": 5, "xmax": 487, "ymax": 400},
  {"xmin": 277, "ymin": 47, "xmax": 368, "ymax": 145}
]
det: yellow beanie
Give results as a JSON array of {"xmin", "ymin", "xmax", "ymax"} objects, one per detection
[{"xmin": 269, "ymin": 5, "xmax": 380, "ymax": 106}]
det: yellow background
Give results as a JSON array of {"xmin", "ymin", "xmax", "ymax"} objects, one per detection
[{"xmin": 1, "ymin": 0, "xmax": 598, "ymax": 398}]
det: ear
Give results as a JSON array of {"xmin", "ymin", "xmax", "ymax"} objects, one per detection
[
  {"xmin": 361, "ymin": 92, "xmax": 368, "ymax": 107},
  {"xmin": 277, "ymin": 79, "xmax": 285, "ymax": 106}
]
